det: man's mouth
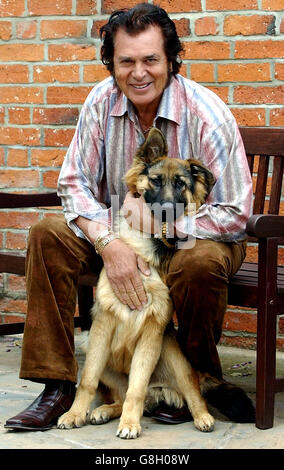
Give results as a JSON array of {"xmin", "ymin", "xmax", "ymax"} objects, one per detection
[{"xmin": 131, "ymin": 83, "xmax": 152, "ymax": 90}]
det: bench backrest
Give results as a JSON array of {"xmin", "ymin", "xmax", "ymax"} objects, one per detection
[
  {"xmin": 0, "ymin": 127, "xmax": 283, "ymax": 218},
  {"xmin": 239, "ymin": 128, "xmax": 284, "ymax": 217}
]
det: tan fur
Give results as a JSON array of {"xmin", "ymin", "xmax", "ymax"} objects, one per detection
[{"xmin": 58, "ymin": 129, "xmax": 215, "ymax": 439}]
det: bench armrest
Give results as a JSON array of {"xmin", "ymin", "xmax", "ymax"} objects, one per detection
[{"xmin": 246, "ymin": 214, "xmax": 284, "ymax": 238}]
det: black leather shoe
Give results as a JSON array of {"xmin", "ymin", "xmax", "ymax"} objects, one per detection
[
  {"xmin": 152, "ymin": 404, "xmax": 193, "ymax": 424},
  {"xmin": 4, "ymin": 381, "xmax": 76, "ymax": 431}
]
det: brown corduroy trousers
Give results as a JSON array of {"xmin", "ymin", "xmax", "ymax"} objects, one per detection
[{"xmin": 20, "ymin": 215, "xmax": 246, "ymax": 384}]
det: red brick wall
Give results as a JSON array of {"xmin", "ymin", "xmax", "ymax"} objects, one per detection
[{"xmin": 0, "ymin": 0, "xmax": 283, "ymax": 349}]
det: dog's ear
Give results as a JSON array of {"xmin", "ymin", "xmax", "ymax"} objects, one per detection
[
  {"xmin": 138, "ymin": 128, "xmax": 168, "ymax": 163},
  {"xmin": 188, "ymin": 159, "xmax": 215, "ymax": 201}
]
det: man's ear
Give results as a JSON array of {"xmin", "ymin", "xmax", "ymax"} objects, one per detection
[
  {"xmin": 189, "ymin": 159, "xmax": 215, "ymax": 194},
  {"xmin": 137, "ymin": 128, "xmax": 168, "ymax": 163}
]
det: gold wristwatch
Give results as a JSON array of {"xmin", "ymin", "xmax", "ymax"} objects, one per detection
[{"xmin": 94, "ymin": 230, "xmax": 118, "ymax": 256}]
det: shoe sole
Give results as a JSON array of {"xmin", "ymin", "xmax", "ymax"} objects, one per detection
[{"xmin": 4, "ymin": 422, "xmax": 55, "ymax": 431}]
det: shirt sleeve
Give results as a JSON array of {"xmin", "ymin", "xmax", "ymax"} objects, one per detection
[
  {"xmin": 57, "ymin": 101, "xmax": 111, "ymax": 240},
  {"xmin": 181, "ymin": 119, "xmax": 253, "ymax": 243}
]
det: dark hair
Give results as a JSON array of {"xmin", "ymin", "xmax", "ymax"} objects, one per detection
[{"xmin": 100, "ymin": 3, "xmax": 183, "ymax": 75}]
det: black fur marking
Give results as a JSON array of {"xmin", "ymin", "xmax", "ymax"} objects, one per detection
[{"xmin": 204, "ymin": 384, "xmax": 256, "ymax": 423}]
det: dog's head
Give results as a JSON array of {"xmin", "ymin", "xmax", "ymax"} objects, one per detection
[{"xmin": 125, "ymin": 128, "xmax": 215, "ymax": 222}]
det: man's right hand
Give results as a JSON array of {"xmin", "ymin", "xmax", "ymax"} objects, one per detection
[{"xmin": 101, "ymin": 238, "xmax": 150, "ymax": 311}]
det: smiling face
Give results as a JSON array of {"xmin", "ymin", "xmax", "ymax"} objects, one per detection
[{"xmin": 113, "ymin": 25, "xmax": 171, "ymax": 116}]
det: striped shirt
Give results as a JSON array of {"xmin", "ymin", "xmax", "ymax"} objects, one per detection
[{"xmin": 57, "ymin": 74, "xmax": 253, "ymax": 242}]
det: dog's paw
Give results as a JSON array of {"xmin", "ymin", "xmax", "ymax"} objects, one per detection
[
  {"xmin": 194, "ymin": 412, "xmax": 215, "ymax": 432},
  {"xmin": 90, "ymin": 407, "xmax": 111, "ymax": 425},
  {"xmin": 57, "ymin": 410, "xmax": 87, "ymax": 429},
  {"xmin": 116, "ymin": 422, "xmax": 141, "ymax": 439}
]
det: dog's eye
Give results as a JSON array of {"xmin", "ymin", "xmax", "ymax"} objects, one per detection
[
  {"xmin": 175, "ymin": 177, "xmax": 185, "ymax": 189},
  {"xmin": 149, "ymin": 176, "xmax": 162, "ymax": 186}
]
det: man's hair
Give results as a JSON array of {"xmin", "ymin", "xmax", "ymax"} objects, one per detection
[{"xmin": 100, "ymin": 3, "xmax": 183, "ymax": 75}]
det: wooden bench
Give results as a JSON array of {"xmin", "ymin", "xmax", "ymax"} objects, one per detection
[{"xmin": 0, "ymin": 127, "xmax": 283, "ymax": 430}]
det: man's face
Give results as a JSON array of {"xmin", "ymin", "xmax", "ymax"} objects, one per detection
[{"xmin": 113, "ymin": 25, "xmax": 170, "ymax": 113}]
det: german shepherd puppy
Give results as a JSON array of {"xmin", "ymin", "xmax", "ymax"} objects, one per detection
[{"xmin": 58, "ymin": 128, "xmax": 255, "ymax": 439}]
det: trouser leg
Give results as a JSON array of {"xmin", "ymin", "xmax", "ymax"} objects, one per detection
[
  {"xmin": 20, "ymin": 215, "xmax": 103, "ymax": 383},
  {"xmin": 166, "ymin": 239, "xmax": 246, "ymax": 380}
]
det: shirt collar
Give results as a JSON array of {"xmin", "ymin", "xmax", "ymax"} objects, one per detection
[{"xmin": 110, "ymin": 75, "xmax": 181, "ymax": 126}]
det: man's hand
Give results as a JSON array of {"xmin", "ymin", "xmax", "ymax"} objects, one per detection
[{"xmin": 101, "ymin": 238, "xmax": 150, "ymax": 310}]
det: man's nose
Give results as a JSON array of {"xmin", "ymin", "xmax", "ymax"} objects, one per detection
[{"xmin": 132, "ymin": 62, "xmax": 146, "ymax": 80}]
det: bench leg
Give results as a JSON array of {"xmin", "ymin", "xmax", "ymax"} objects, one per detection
[
  {"xmin": 256, "ymin": 238, "xmax": 277, "ymax": 429},
  {"xmin": 78, "ymin": 285, "xmax": 94, "ymax": 331}
]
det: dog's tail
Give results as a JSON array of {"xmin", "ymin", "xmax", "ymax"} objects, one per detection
[{"xmin": 199, "ymin": 373, "xmax": 255, "ymax": 423}]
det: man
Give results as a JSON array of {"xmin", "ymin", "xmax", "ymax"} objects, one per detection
[{"xmin": 5, "ymin": 3, "xmax": 252, "ymax": 431}]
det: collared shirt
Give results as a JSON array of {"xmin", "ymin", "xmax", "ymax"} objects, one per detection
[{"xmin": 57, "ymin": 74, "xmax": 253, "ymax": 242}]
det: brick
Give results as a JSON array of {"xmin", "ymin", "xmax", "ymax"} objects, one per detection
[
  {"xmin": 8, "ymin": 107, "xmax": 31, "ymax": 125},
  {"xmin": 220, "ymin": 334, "xmax": 257, "ymax": 350},
  {"xmin": 16, "ymin": 20, "xmax": 37, "ymax": 39},
  {"xmin": 0, "ymin": 87, "xmax": 43, "ymax": 104},
  {"xmin": 173, "ymin": 18, "xmax": 191, "ymax": 37},
  {"xmin": 153, "ymin": 0, "xmax": 201, "ymax": 13},
  {"xmin": 48, "ymin": 44, "xmax": 96, "ymax": 62},
  {"xmin": 234, "ymin": 85, "xmax": 284, "ymax": 104},
  {"xmin": 0, "ymin": 21, "xmax": 12, "ymax": 40},
  {"xmin": 1, "ymin": 313, "xmax": 26, "ymax": 324},
  {"xmin": 0, "ymin": 108, "xmax": 4, "ymax": 124},
  {"xmin": 102, "ymin": 0, "xmax": 148, "ymax": 14},
  {"xmin": 207, "ymin": 86, "xmax": 229, "ymax": 103},
  {"xmin": 206, "ymin": 0, "xmax": 257, "ymax": 10},
  {"xmin": 43, "ymin": 170, "xmax": 60, "ymax": 189},
  {"xmin": 84, "ymin": 65, "xmax": 110, "ymax": 83},
  {"xmin": 6, "ymin": 232, "xmax": 27, "ymax": 250},
  {"xmin": 33, "ymin": 107, "xmax": 79, "ymax": 126},
  {"xmin": 0, "ymin": 169, "xmax": 39, "ymax": 188},
  {"xmin": 33, "ymin": 65, "xmax": 79, "ymax": 83},
  {"xmin": 224, "ymin": 15, "xmax": 275, "ymax": 36},
  {"xmin": 190, "ymin": 63, "xmax": 215, "ymax": 82},
  {"xmin": 7, "ymin": 149, "xmax": 29, "ymax": 167},
  {"xmin": 0, "ymin": 65, "xmax": 29, "ymax": 83},
  {"xmin": 91, "ymin": 20, "xmax": 108, "ymax": 38},
  {"xmin": 76, "ymin": 0, "xmax": 97, "ymax": 15},
  {"xmin": 31, "ymin": 149, "xmax": 66, "ymax": 167},
  {"xmin": 182, "ymin": 41, "xmax": 230, "ymax": 60},
  {"xmin": 195, "ymin": 17, "xmax": 218, "ymax": 36},
  {"xmin": 231, "ymin": 108, "xmax": 266, "ymax": 127},
  {"xmin": 223, "ymin": 311, "xmax": 257, "ymax": 333},
  {"xmin": 40, "ymin": 20, "xmax": 88, "ymax": 40},
  {"xmin": 44, "ymin": 128, "xmax": 74, "ymax": 147},
  {"xmin": 235, "ymin": 40, "xmax": 284, "ymax": 59},
  {"xmin": 270, "ymin": 108, "xmax": 284, "ymax": 127},
  {"xmin": 0, "ymin": 211, "xmax": 39, "ymax": 229},
  {"xmin": 0, "ymin": 127, "xmax": 40, "ymax": 146},
  {"xmin": 0, "ymin": 44, "xmax": 44, "ymax": 62},
  {"xmin": 262, "ymin": 0, "xmax": 284, "ymax": 10},
  {"xmin": 0, "ymin": 147, "xmax": 5, "ymax": 165},
  {"xmin": 281, "ymin": 19, "xmax": 284, "ymax": 34},
  {"xmin": 0, "ymin": 298, "xmax": 27, "ymax": 314},
  {"xmin": 0, "ymin": 0, "xmax": 25, "ymax": 17},
  {"xmin": 47, "ymin": 86, "xmax": 92, "ymax": 104},
  {"xmin": 7, "ymin": 274, "xmax": 26, "ymax": 292},
  {"xmin": 275, "ymin": 63, "xmax": 284, "ymax": 81},
  {"xmin": 28, "ymin": 0, "xmax": 72, "ymax": 16},
  {"xmin": 218, "ymin": 63, "xmax": 271, "ymax": 82}
]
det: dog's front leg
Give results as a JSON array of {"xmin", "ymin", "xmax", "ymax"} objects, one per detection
[
  {"xmin": 58, "ymin": 311, "xmax": 115, "ymax": 429},
  {"xmin": 116, "ymin": 319, "xmax": 164, "ymax": 439}
]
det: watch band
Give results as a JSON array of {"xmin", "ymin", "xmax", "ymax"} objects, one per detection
[{"xmin": 94, "ymin": 231, "xmax": 118, "ymax": 256}]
